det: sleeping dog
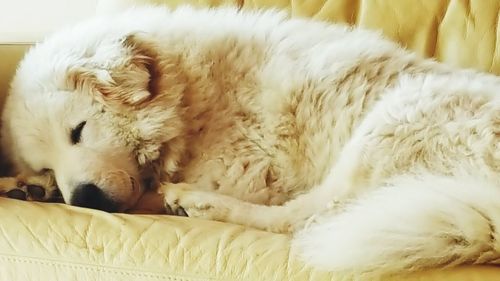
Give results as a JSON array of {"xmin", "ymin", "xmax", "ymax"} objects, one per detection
[{"xmin": 1, "ymin": 6, "xmax": 499, "ymax": 278}]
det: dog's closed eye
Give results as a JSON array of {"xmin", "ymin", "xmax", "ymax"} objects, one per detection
[{"xmin": 71, "ymin": 121, "xmax": 86, "ymax": 144}]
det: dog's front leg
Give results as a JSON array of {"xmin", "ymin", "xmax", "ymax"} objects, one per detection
[{"xmin": 160, "ymin": 183, "xmax": 299, "ymax": 233}]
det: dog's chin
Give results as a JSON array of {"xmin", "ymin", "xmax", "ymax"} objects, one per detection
[
  {"xmin": 121, "ymin": 174, "xmax": 165, "ymax": 213},
  {"xmin": 127, "ymin": 189, "xmax": 166, "ymax": 214}
]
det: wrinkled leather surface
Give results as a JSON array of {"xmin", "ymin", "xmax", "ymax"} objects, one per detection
[
  {"xmin": 1, "ymin": 198, "xmax": 500, "ymax": 281},
  {"xmin": 0, "ymin": 0, "xmax": 499, "ymax": 280},
  {"xmin": 0, "ymin": 198, "xmax": 333, "ymax": 280}
]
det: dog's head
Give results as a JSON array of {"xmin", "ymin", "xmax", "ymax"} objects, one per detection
[{"xmin": 2, "ymin": 18, "xmax": 186, "ymax": 212}]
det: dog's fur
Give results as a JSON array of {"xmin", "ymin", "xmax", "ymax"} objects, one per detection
[{"xmin": 1, "ymin": 5, "xmax": 499, "ymax": 278}]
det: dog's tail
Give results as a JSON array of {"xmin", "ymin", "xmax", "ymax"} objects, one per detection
[{"xmin": 293, "ymin": 174, "xmax": 500, "ymax": 278}]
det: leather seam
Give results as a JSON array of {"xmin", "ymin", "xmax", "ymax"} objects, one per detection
[{"xmin": 0, "ymin": 255, "xmax": 219, "ymax": 281}]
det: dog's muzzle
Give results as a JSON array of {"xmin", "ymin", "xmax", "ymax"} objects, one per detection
[{"xmin": 70, "ymin": 183, "xmax": 119, "ymax": 212}]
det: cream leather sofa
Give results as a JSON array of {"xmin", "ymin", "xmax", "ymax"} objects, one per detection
[{"xmin": 0, "ymin": 0, "xmax": 499, "ymax": 280}]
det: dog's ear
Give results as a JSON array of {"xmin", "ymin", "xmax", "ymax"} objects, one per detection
[{"xmin": 65, "ymin": 33, "xmax": 160, "ymax": 109}]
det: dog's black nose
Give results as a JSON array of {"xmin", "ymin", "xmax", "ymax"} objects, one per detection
[{"xmin": 70, "ymin": 183, "xmax": 118, "ymax": 212}]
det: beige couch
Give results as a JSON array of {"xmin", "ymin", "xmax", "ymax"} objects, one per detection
[{"xmin": 0, "ymin": 0, "xmax": 499, "ymax": 280}]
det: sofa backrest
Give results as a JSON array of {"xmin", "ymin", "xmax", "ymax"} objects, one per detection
[{"xmin": 1, "ymin": 0, "xmax": 498, "ymax": 112}]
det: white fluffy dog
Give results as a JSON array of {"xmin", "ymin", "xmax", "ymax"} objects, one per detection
[{"xmin": 1, "ymin": 5, "xmax": 499, "ymax": 278}]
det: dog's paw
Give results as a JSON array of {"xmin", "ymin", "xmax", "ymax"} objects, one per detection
[
  {"xmin": 0, "ymin": 178, "xmax": 25, "ymax": 200},
  {"xmin": 0, "ymin": 174, "xmax": 60, "ymax": 202},
  {"xmin": 159, "ymin": 183, "xmax": 190, "ymax": 217},
  {"xmin": 0, "ymin": 179, "xmax": 44, "ymax": 201},
  {"xmin": 19, "ymin": 174, "xmax": 59, "ymax": 201},
  {"xmin": 159, "ymin": 183, "xmax": 227, "ymax": 220}
]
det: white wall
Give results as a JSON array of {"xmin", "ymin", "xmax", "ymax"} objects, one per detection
[{"xmin": 0, "ymin": 0, "xmax": 99, "ymax": 43}]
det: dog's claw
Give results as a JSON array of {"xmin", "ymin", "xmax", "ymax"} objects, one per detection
[
  {"xmin": 176, "ymin": 207, "xmax": 188, "ymax": 217},
  {"xmin": 164, "ymin": 204, "xmax": 174, "ymax": 215},
  {"xmin": 164, "ymin": 203, "xmax": 188, "ymax": 217}
]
